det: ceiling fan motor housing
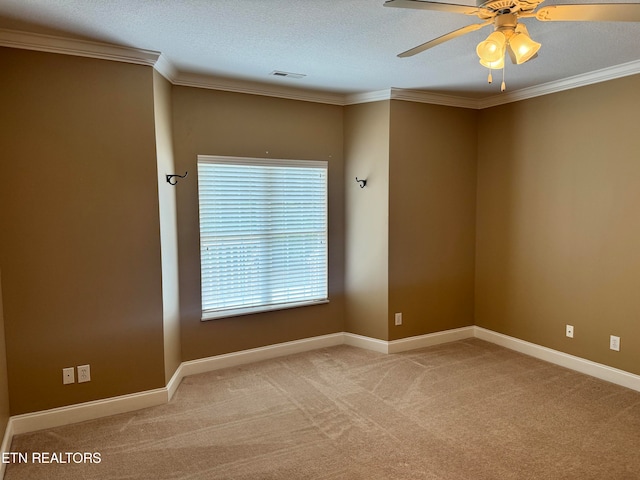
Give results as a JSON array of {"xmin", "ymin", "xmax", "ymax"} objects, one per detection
[
  {"xmin": 480, "ymin": 0, "xmax": 517, "ymax": 12},
  {"xmin": 494, "ymin": 12, "xmax": 518, "ymax": 35},
  {"xmin": 476, "ymin": 0, "xmax": 543, "ymax": 14}
]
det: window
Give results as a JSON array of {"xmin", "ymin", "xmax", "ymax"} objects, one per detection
[{"xmin": 197, "ymin": 155, "xmax": 328, "ymax": 320}]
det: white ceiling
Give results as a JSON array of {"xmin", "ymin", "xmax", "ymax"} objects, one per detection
[{"xmin": 1, "ymin": 0, "xmax": 640, "ymax": 101}]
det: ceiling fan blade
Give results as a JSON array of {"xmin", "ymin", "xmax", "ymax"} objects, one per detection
[
  {"xmin": 398, "ymin": 20, "xmax": 492, "ymax": 57},
  {"xmin": 384, "ymin": 0, "xmax": 490, "ymax": 16},
  {"xmin": 536, "ymin": 3, "xmax": 640, "ymax": 22}
]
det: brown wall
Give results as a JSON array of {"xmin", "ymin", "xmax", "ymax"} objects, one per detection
[
  {"xmin": 3, "ymin": 41, "xmax": 639, "ymax": 419},
  {"xmin": 476, "ymin": 75, "xmax": 640, "ymax": 375},
  {"xmin": 344, "ymin": 101, "xmax": 390, "ymax": 340},
  {"xmin": 171, "ymin": 87, "xmax": 345, "ymax": 361},
  {"xmin": 388, "ymin": 100, "xmax": 478, "ymax": 340},
  {"xmin": 0, "ymin": 48, "xmax": 166, "ymax": 414}
]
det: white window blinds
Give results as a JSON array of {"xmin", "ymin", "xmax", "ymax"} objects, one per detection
[{"xmin": 197, "ymin": 156, "xmax": 328, "ymax": 320}]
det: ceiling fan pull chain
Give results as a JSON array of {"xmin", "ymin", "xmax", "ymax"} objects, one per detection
[
  {"xmin": 488, "ymin": 69, "xmax": 493, "ymax": 84},
  {"xmin": 501, "ymin": 57, "xmax": 506, "ymax": 92}
]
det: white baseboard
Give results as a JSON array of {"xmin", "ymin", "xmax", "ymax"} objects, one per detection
[
  {"xmin": 179, "ymin": 332, "xmax": 344, "ymax": 379},
  {"xmin": 6, "ymin": 333, "xmax": 346, "ymax": 443},
  {"xmin": 474, "ymin": 327, "xmax": 640, "ymax": 393},
  {"xmin": 0, "ymin": 328, "xmax": 471, "ymax": 452},
  {"xmin": 0, "ymin": 386, "xmax": 169, "ymax": 477},
  {"xmin": 166, "ymin": 366, "xmax": 183, "ymax": 402},
  {"xmin": 10, "ymin": 388, "xmax": 168, "ymax": 436},
  {"xmin": 3, "ymin": 325, "xmax": 639, "ymax": 469},
  {"xmin": 343, "ymin": 332, "xmax": 389, "ymax": 353},
  {"xmin": 388, "ymin": 326, "xmax": 475, "ymax": 354},
  {"xmin": 0, "ymin": 419, "xmax": 13, "ymax": 478},
  {"xmin": 342, "ymin": 327, "xmax": 476, "ymax": 354}
]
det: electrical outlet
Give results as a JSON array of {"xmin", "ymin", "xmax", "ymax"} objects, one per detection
[
  {"xmin": 610, "ymin": 336, "xmax": 620, "ymax": 352},
  {"xmin": 77, "ymin": 364, "xmax": 91, "ymax": 383},
  {"xmin": 394, "ymin": 312, "xmax": 402, "ymax": 326},
  {"xmin": 63, "ymin": 367, "xmax": 75, "ymax": 385},
  {"xmin": 566, "ymin": 325, "xmax": 574, "ymax": 338}
]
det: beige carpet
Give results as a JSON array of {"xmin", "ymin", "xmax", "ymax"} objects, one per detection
[{"xmin": 5, "ymin": 339, "xmax": 640, "ymax": 479}]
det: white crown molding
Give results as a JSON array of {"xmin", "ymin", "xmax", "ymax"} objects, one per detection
[
  {"xmin": 479, "ymin": 59, "xmax": 640, "ymax": 109},
  {"xmin": 172, "ymin": 71, "xmax": 345, "ymax": 105},
  {"xmin": 390, "ymin": 88, "xmax": 481, "ymax": 109},
  {"xmin": 343, "ymin": 88, "xmax": 480, "ymax": 109},
  {"xmin": 344, "ymin": 89, "xmax": 392, "ymax": 105},
  {"xmin": 0, "ymin": 28, "xmax": 160, "ymax": 67},
  {"xmin": 0, "ymin": 29, "xmax": 343, "ymax": 106},
  {"xmin": 153, "ymin": 53, "xmax": 179, "ymax": 82},
  {"xmin": 352, "ymin": 61, "xmax": 640, "ymax": 109},
  {"xmin": 1, "ymin": 28, "xmax": 639, "ymax": 110}
]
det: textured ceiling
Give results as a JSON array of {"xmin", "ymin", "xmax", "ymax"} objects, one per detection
[{"xmin": 1, "ymin": 0, "xmax": 640, "ymax": 99}]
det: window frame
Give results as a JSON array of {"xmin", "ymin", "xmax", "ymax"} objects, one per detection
[{"xmin": 197, "ymin": 155, "xmax": 329, "ymax": 321}]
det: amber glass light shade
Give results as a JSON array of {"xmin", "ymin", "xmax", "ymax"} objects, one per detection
[{"xmin": 476, "ymin": 31, "xmax": 506, "ymax": 63}]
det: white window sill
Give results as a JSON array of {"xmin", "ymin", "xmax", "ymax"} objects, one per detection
[{"xmin": 201, "ymin": 298, "xmax": 330, "ymax": 321}]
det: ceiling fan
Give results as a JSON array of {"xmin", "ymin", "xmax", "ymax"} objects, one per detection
[{"xmin": 385, "ymin": 0, "xmax": 640, "ymax": 90}]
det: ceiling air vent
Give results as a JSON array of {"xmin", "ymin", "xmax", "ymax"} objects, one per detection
[{"xmin": 270, "ymin": 70, "xmax": 306, "ymax": 79}]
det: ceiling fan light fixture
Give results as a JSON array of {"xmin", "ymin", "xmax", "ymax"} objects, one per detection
[
  {"xmin": 476, "ymin": 31, "xmax": 506, "ymax": 63},
  {"xmin": 479, "ymin": 55, "xmax": 504, "ymax": 69},
  {"xmin": 508, "ymin": 25, "xmax": 541, "ymax": 64}
]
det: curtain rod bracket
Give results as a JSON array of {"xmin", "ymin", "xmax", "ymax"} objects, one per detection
[{"xmin": 166, "ymin": 171, "xmax": 188, "ymax": 185}]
